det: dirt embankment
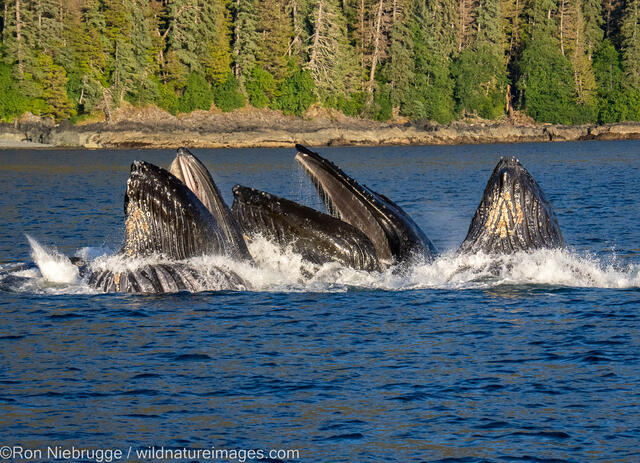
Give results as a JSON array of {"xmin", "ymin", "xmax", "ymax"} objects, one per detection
[{"xmin": 2, "ymin": 106, "xmax": 640, "ymax": 149}]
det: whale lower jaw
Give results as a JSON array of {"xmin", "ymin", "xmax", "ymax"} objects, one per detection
[
  {"xmin": 121, "ymin": 160, "xmax": 225, "ymax": 260},
  {"xmin": 231, "ymin": 185, "xmax": 381, "ymax": 271},
  {"xmin": 88, "ymin": 263, "xmax": 246, "ymax": 293},
  {"xmin": 460, "ymin": 157, "xmax": 564, "ymax": 254},
  {"xmin": 86, "ymin": 158, "xmax": 248, "ymax": 294}
]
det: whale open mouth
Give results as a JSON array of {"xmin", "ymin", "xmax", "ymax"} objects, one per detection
[
  {"xmin": 295, "ymin": 144, "xmax": 436, "ymax": 266},
  {"xmin": 460, "ymin": 157, "xmax": 564, "ymax": 254},
  {"xmin": 169, "ymin": 147, "xmax": 252, "ymax": 261}
]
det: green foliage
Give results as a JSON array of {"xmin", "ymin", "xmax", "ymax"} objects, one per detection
[
  {"xmin": 0, "ymin": 63, "xmax": 29, "ymax": 121},
  {"xmin": 245, "ymin": 67, "xmax": 276, "ymax": 108},
  {"xmin": 233, "ymin": 0, "xmax": 259, "ymax": 85},
  {"xmin": 37, "ymin": 53, "xmax": 77, "ymax": 121},
  {"xmin": 621, "ymin": 0, "xmax": 640, "ymax": 89},
  {"xmin": 593, "ymin": 39, "xmax": 628, "ymax": 123},
  {"xmin": 518, "ymin": 32, "xmax": 584, "ymax": 124},
  {"xmin": 336, "ymin": 92, "xmax": 366, "ymax": 117},
  {"xmin": 156, "ymin": 81, "xmax": 180, "ymax": 115},
  {"xmin": 307, "ymin": 0, "xmax": 359, "ymax": 101},
  {"xmin": 453, "ymin": 44, "xmax": 506, "ymax": 119},
  {"xmin": 178, "ymin": 73, "xmax": 213, "ymax": 113},
  {"xmin": 255, "ymin": 0, "xmax": 292, "ymax": 80},
  {"xmin": 273, "ymin": 69, "xmax": 316, "ymax": 116},
  {"xmin": 1, "ymin": 0, "xmax": 640, "ymax": 124},
  {"xmin": 372, "ymin": 85, "xmax": 392, "ymax": 121},
  {"xmin": 625, "ymin": 89, "xmax": 640, "ymax": 120},
  {"xmin": 213, "ymin": 73, "xmax": 246, "ymax": 112},
  {"xmin": 398, "ymin": 1, "xmax": 455, "ymax": 123}
]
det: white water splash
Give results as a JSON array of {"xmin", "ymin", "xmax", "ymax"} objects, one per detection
[
  {"xmin": 4, "ymin": 235, "xmax": 640, "ymax": 294},
  {"xmin": 26, "ymin": 235, "xmax": 79, "ymax": 285}
]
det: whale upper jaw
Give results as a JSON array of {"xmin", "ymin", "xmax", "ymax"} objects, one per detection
[
  {"xmin": 295, "ymin": 144, "xmax": 436, "ymax": 267},
  {"xmin": 460, "ymin": 157, "xmax": 564, "ymax": 254},
  {"xmin": 169, "ymin": 147, "xmax": 252, "ymax": 261}
]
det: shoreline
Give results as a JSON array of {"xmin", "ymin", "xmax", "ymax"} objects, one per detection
[{"xmin": 2, "ymin": 112, "xmax": 640, "ymax": 149}]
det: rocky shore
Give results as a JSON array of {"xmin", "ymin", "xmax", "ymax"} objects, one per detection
[{"xmin": 2, "ymin": 107, "xmax": 640, "ymax": 149}]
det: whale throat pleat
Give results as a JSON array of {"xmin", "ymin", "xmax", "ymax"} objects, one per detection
[
  {"xmin": 460, "ymin": 157, "xmax": 564, "ymax": 254},
  {"xmin": 121, "ymin": 161, "xmax": 225, "ymax": 260}
]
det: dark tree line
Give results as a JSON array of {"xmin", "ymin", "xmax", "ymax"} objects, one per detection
[{"xmin": 0, "ymin": 0, "xmax": 639, "ymax": 124}]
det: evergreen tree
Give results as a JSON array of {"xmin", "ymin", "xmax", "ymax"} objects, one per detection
[
  {"xmin": 517, "ymin": 0, "xmax": 586, "ymax": 123},
  {"xmin": 593, "ymin": 38, "xmax": 627, "ymax": 122},
  {"xmin": 621, "ymin": 0, "xmax": 640, "ymax": 89},
  {"xmin": 0, "ymin": 61, "xmax": 28, "ymax": 120},
  {"xmin": 383, "ymin": 0, "xmax": 415, "ymax": 109},
  {"xmin": 255, "ymin": 0, "xmax": 292, "ymax": 80},
  {"xmin": 308, "ymin": 0, "xmax": 359, "ymax": 101},
  {"xmin": 558, "ymin": 0, "xmax": 601, "ymax": 107},
  {"xmin": 402, "ymin": 0, "xmax": 455, "ymax": 123},
  {"xmin": 166, "ymin": 0, "xmax": 232, "ymax": 86},
  {"xmin": 518, "ymin": 33, "xmax": 581, "ymax": 123},
  {"xmin": 102, "ymin": 0, "xmax": 156, "ymax": 104},
  {"xmin": 233, "ymin": 0, "xmax": 258, "ymax": 86},
  {"xmin": 38, "ymin": 52, "xmax": 76, "ymax": 120},
  {"xmin": 64, "ymin": 0, "xmax": 108, "ymax": 114},
  {"xmin": 0, "ymin": 0, "xmax": 635, "ymax": 123},
  {"xmin": 454, "ymin": 0, "xmax": 507, "ymax": 119}
]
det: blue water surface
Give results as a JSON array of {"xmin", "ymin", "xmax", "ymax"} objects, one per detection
[{"xmin": 1, "ymin": 141, "xmax": 639, "ymax": 462}]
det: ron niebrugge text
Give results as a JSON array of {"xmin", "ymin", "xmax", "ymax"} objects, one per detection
[{"xmin": 0, "ymin": 445, "xmax": 300, "ymax": 462}]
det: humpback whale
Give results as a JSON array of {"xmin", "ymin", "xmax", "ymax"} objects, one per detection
[
  {"xmin": 78, "ymin": 148, "xmax": 564, "ymax": 293},
  {"xmin": 87, "ymin": 159, "xmax": 246, "ymax": 293},
  {"xmin": 460, "ymin": 157, "xmax": 564, "ymax": 254},
  {"xmin": 231, "ymin": 185, "xmax": 381, "ymax": 271},
  {"xmin": 295, "ymin": 144, "xmax": 437, "ymax": 267}
]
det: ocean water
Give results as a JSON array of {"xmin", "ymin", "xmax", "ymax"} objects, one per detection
[{"xmin": 0, "ymin": 142, "xmax": 639, "ymax": 462}]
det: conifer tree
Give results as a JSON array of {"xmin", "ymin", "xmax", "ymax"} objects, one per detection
[
  {"xmin": 308, "ymin": 0, "xmax": 359, "ymax": 101},
  {"xmin": 517, "ymin": 0, "xmax": 584, "ymax": 122},
  {"xmin": 166, "ymin": 0, "xmax": 232, "ymax": 86},
  {"xmin": 454, "ymin": 0, "xmax": 507, "ymax": 119},
  {"xmin": 384, "ymin": 0, "xmax": 415, "ymax": 109},
  {"xmin": 255, "ymin": 0, "xmax": 292, "ymax": 80},
  {"xmin": 402, "ymin": 0, "xmax": 455, "ymax": 122},
  {"xmin": 593, "ymin": 38, "xmax": 626, "ymax": 121},
  {"xmin": 621, "ymin": 0, "xmax": 640, "ymax": 89},
  {"xmin": 233, "ymin": 0, "xmax": 258, "ymax": 86}
]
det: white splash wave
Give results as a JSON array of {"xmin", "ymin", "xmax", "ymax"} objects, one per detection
[
  {"xmin": 4, "ymin": 236, "xmax": 640, "ymax": 294},
  {"xmin": 26, "ymin": 235, "xmax": 79, "ymax": 284}
]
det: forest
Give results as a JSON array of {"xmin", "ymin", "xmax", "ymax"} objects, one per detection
[{"xmin": 0, "ymin": 0, "xmax": 638, "ymax": 125}]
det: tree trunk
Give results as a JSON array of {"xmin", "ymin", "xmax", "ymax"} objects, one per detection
[
  {"xmin": 290, "ymin": 0, "xmax": 301, "ymax": 57},
  {"xmin": 309, "ymin": 0, "xmax": 323, "ymax": 70},
  {"xmin": 234, "ymin": 0, "xmax": 240, "ymax": 77},
  {"xmin": 368, "ymin": 0, "xmax": 384, "ymax": 92},
  {"xmin": 16, "ymin": 0, "xmax": 23, "ymax": 73},
  {"xmin": 559, "ymin": 0, "xmax": 565, "ymax": 56}
]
